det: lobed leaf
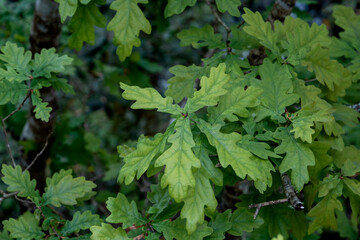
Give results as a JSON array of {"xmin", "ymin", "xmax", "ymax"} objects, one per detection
[
  {"xmin": 252, "ymin": 59, "xmax": 299, "ymax": 123},
  {"xmin": 55, "ymin": 0, "xmax": 77, "ymax": 23},
  {"xmin": 302, "ymin": 46, "xmax": 352, "ymax": 94},
  {"xmin": 165, "ymin": 64, "xmax": 205, "ymax": 103},
  {"xmin": 177, "ymin": 25, "xmax": 225, "ymax": 49},
  {"xmin": 181, "ymin": 169, "xmax": 217, "ymax": 233},
  {"xmin": 1, "ymin": 164, "xmax": 40, "ymax": 199},
  {"xmin": 242, "ymin": 8, "xmax": 279, "ymax": 54},
  {"xmin": 31, "ymin": 94, "xmax": 52, "ymax": 122},
  {"xmin": 333, "ymin": 5, "xmax": 360, "ymax": 51},
  {"xmin": 206, "ymin": 210, "xmax": 232, "ymax": 240},
  {"xmin": 155, "ymin": 117, "xmax": 200, "ymax": 202},
  {"xmin": 153, "ymin": 218, "xmax": 213, "ymax": 240},
  {"xmin": 0, "ymin": 42, "xmax": 31, "ymax": 76},
  {"xmin": 120, "ymin": 82, "xmax": 182, "ymax": 115},
  {"xmin": 106, "ymin": 193, "xmax": 147, "ymax": 228},
  {"xmin": 208, "ymin": 86, "xmax": 262, "ymax": 124},
  {"xmin": 307, "ymin": 192, "xmax": 343, "ymax": 234},
  {"xmin": 186, "ymin": 63, "xmax": 230, "ymax": 113},
  {"xmin": 164, "ymin": 0, "xmax": 197, "ymax": 18},
  {"xmin": 68, "ymin": 2, "xmax": 107, "ymax": 50},
  {"xmin": 32, "ymin": 48, "xmax": 73, "ymax": 78},
  {"xmin": 118, "ymin": 123, "xmax": 173, "ymax": 185},
  {"xmin": 61, "ymin": 211, "xmax": 103, "ymax": 236},
  {"xmin": 0, "ymin": 80, "xmax": 28, "ymax": 105},
  {"xmin": 3, "ymin": 212, "xmax": 44, "ymax": 240},
  {"xmin": 42, "ymin": 169, "xmax": 96, "ymax": 207},
  {"xmin": 90, "ymin": 223, "xmax": 130, "ymax": 240},
  {"xmin": 215, "ymin": 0, "xmax": 241, "ymax": 17},
  {"xmin": 274, "ymin": 127, "xmax": 315, "ymax": 191},
  {"xmin": 290, "ymin": 104, "xmax": 333, "ymax": 143},
  {"xmin": 228, "ymin": 208, "xmax": 264, "ymax": 236},
  {"xmin": 107, "ymin": 0, "xmax": 151, "ymax": 61},
  {"xmin": 197, "ymin": 119, "xmax": 274, "ymax": 193}
]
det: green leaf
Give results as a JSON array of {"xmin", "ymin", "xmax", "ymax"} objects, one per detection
[
  {"xmin": 31, "ymin": 94, "xmax": 52, "ymax": 122},
  {"xmin": 237, "ymin": 135, "xmax": 281, "ymax": 160},
  {"xmin": 119, "ymin": 124, "xmax": 173, "ymax": 184},
  {"xmin": 332, "ymin": 146, "xmax": 360, "ymax": 177},
  {"xmin": 228, "ymin": 208, "xmax": 264, "ymax": 236},
  {"xmin": 181, "ymin": 169, "xmax": 217, "ymax": 233},
  {"xmin": 274, "ymin": 127, "xmax": 315, "ymax": 191},
  {"xmin": 336, "ymin": 209, "xmax": 358, "ymax": 240},
  {"xmin": 147, "ymin": 184, "xmax": 171, "ymax": 217},
  {"xmin": 42, "ymin": 169, "xmax": 96, "ymax": 207},
  {"xmin": 302, "ymin": 47, "xmax": 352, "ymax": 95},
  {"xmin": 193, "ymin": 134, "xmax": 223, "ymax": 186},
  {"xmin": 0, "ymin": 80, "xmax": 28, "ymax": 105},
  {"xmin": 215, "ymin": 0, "xmax": 241, "ymax": 17},
  {"xmin": 1, "ymin": 164, "xmax": 40, "ymax": 199},
  {"xmin": 205, "ymin": 210, "xmax": 232, "ymax": 240},
  {"xmin": 251, "ymin": 59, "xmax": 299, "ymax": 123},
  {"xmin": 318, "ymin": 175, "xmax": 342, "ymax": 198},
  {"xmin": 290, "ymin": 104, "xmax": 333, "ymax": 143},
  {"xmin": 283, "ymin": 20, "xmax": 330, "ymax": 65},
  {"xmin": 164, "ymin": 0, "xmax": 197, "ymax": 18},
  {"xmin": 0, "ymin": 42, "xmax": 31, "ymax": 75},
  {"xmin": 106, "ymin": 193, "xmax": 147, "ymax": 228},
  {"xmin": 32, "ymin": 48, "xmax": 73, "ymax": 78},
  {"xmin": 3, "ymin": 212, "xmax": 45, "ymax": 240},
  {"xmin": 120, "ymin": 82, "xmax": 182, "ymax": 115},
  {"xmin": 49, "ymin": 78, "xmax": 74, "ymax": 94},
  {"xmin": 61, "ymin": 211, "xmax": 103, "ymax": 236},
  {"xmin": 0, "ymin": 66, "xmax": 30, "ymax": 82},
  {"xmin": 155, "ymin": 117, "xmax": 200, "ymax": 202},
  {"xmin": 68, "ymin": 2, "xmax": 107, "ymax": 50},
  {"xmin": 186, "ymin": 63, "xmax": 230, "ymax": 113},
  {"xmin": 307, "ymin": 192, "xmax": 343, "ymax": 234},
  {"xmin": 90, "ymin": 223, "xmax": 130, "ymax": 240},
  {"xmin": 343, "ymin": 178, "xmax": 360, "ymax": 197},
  {"xmin": 330, "ymin": 37, "xmax": 357, "ymax": 59},
  {"xmin": 197, "ymin": 119, "xmax": 274, "ymax": 193},
  {"xmin": 107, "ymin": 0, "xmax": 151, "ymax": 61},
  {"xmin": 208, "ymin": 86, "xmax": 262, "ymax": 124},
  {"xmin": 55, "ymin": 0, "xmax": 78, "ymax": 23},
  {"xmin": 165, "ymin": 64, "xmax": 205, "ymax": 103},
  {"xmin": 153, "ymin": 218, "xmax": 213, "ymax": 240},
  {"xmin": 242, "ymin": 8, "xmax": 279, "ymax": 54},
  {"xmin": 333, "ymin": 5, "xmax": 360, "ymax": 51},
  {"xmin": 177, "ymin": 25, "xmax": 225, "ymax": 49}
]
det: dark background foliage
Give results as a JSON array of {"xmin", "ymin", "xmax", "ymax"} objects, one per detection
[{"xmin": 0, "ymin": 0, "xmax": 359, "ymax": 238}]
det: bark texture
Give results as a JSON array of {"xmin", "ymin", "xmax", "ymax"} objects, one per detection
[
  {"xmin": 267, "ymin": 0, "xmax": 296, "ymax": 25},
  {"xmin": 22, "ymin": 0, "xmax": 61, "ymax": 192}
]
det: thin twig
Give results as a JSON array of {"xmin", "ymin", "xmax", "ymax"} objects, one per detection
[
  {"xmin": 14, "ymin": 195, "xmax": 33, "ymax": 205},
  {"xmin": 249, "ymin": 198, "xmax": 288, "ymax": 219},
  {"xmin": 1, "ymin": 90, "xmax": 32, "ymax": 167},
  {"xmin": 205, "ymin": 0, "xmax": 232, "ymax": 53},
  {"xmin": 24, "ymin": 131, "xmax": 52, "ymax": 172},
  {"xmin": 304, "ymin": 78, "xmax": 317, "ymax": 83},
  {"xmin": 0, "ymin": 191, "xmax": 17, "ymax": 204}
]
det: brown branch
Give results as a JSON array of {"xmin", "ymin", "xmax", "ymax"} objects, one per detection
[
  {"xmin": 205, "ymin": 0, "xmax": 232, "ymax": 53},
  {"xmin": 1, "ymin": 90, "xmax": 32, "ymax": 167},
  {"xmin": 24, "ymin": 131, "xmax": 52, "ymax": 172},
  {"xmin": 249, "ymin": 198, "xmax": 289, "ymax": 219},
  {"xmin": 0, "ymin": 190, "xmax": 17, "ymax": 204},
  {"xmin": 304, "ymin": 78, "xmax": 318, "ymax": 83},
  {"xmin": 267, "ymin": 0, "xmax": 296, "ymax": 27},
  {"xmin": 281, "ymin": 173, "xmax": 304, "ymax": 211}
]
